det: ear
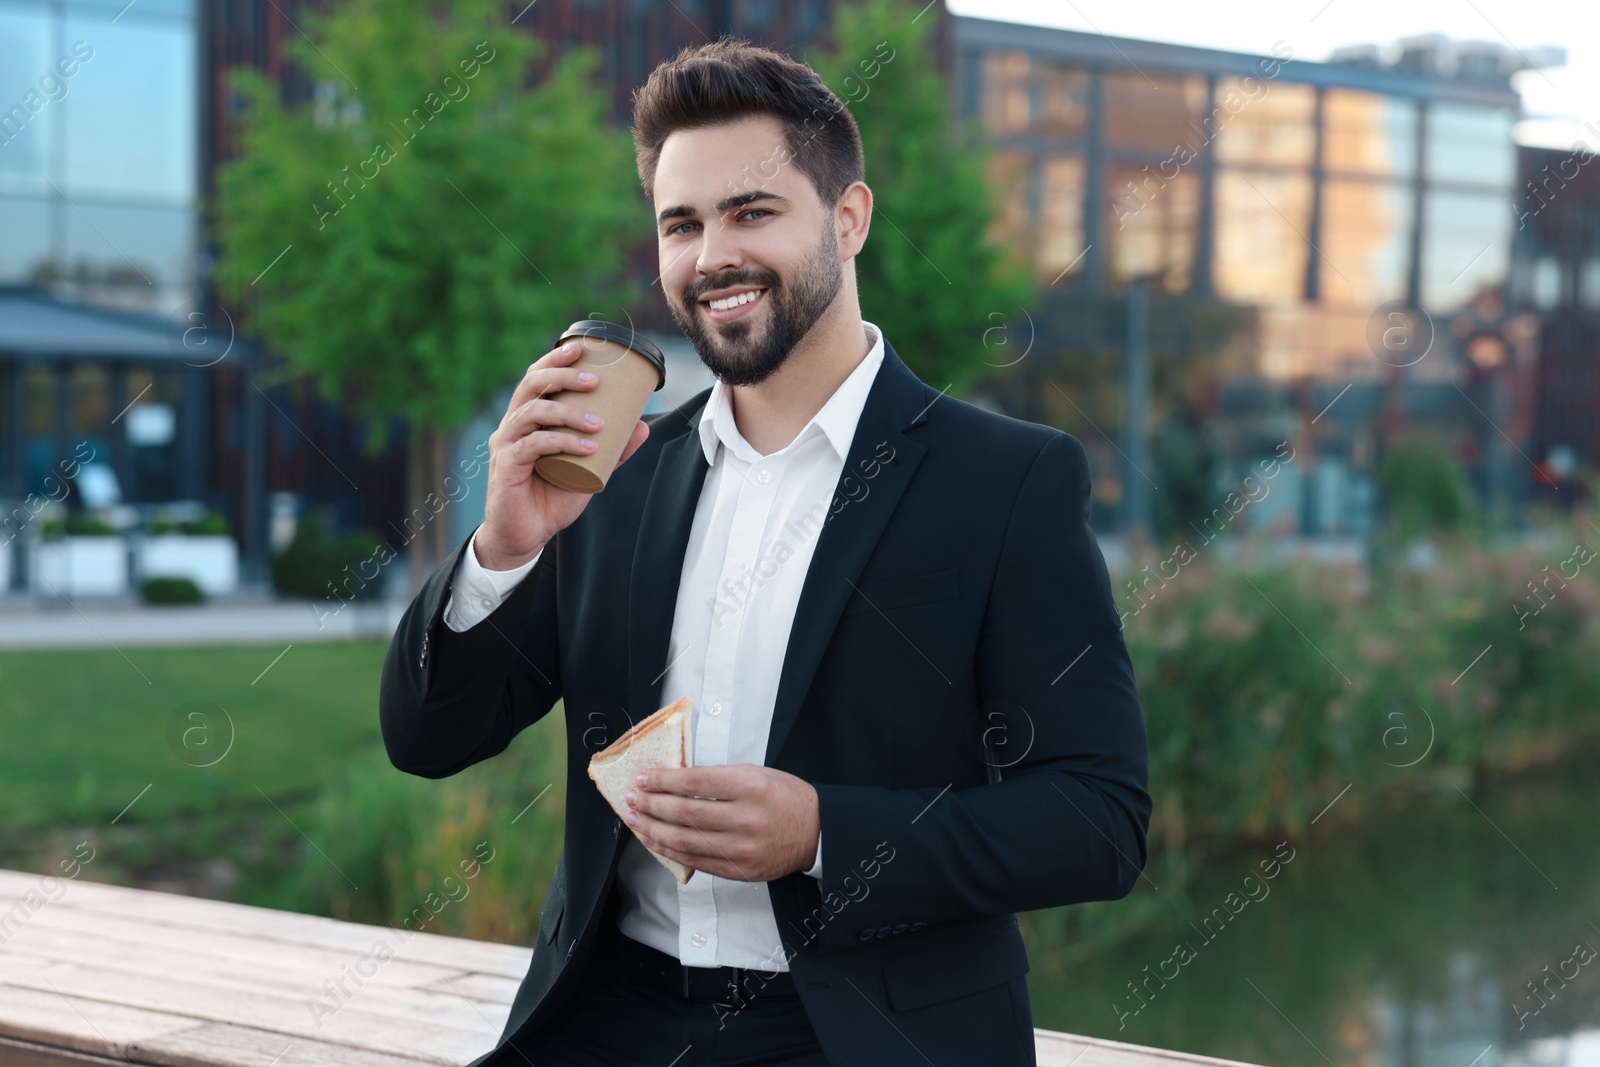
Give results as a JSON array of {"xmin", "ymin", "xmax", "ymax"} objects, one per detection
[{"xmin": 835, "ymin": 180, "xmax": 872, "ymax": 260}]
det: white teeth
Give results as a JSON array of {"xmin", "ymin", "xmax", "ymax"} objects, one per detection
[{"xmin": 707, "ymin": 289, "xmax": 764, "ymax": 311}]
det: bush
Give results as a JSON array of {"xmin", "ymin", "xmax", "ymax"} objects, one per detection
[
  {"xmin": 1376, "ymin": 437, "xmax": 1476, "ymax": 539},
  {"xmin": 269, "ymin": 514, "xmax": 389, "ymax": 601},
  {"xmin": 150, "ymin": 510, "xmax": 231, "ymax": 536},
  {"xmin": 139, "ymin": 576, "xmax": 205, "ymax": 605}
]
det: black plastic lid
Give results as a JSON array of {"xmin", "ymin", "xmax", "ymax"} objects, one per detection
[{"xmin": 556, "ymin": 320, "xmax": 667, "ymax": 391}]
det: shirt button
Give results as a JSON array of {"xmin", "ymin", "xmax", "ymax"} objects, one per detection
[
  {"xmin": 757, "ymin": 469, "xmax": 771, "ymax": 484},
  {"xmin": 480, "ymin": 596, "xmax": 493, "ymax": 608},
  {"xmin": 691, "ymin": 932, "xmax": 707, "ymax": 947},
  {"xmin": 709, "ymin": 701, "xmax": 722, "ymax": 716}
]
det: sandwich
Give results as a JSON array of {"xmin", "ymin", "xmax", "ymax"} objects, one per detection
[{"xmin": 587, "ymin": 695, "xmax": 696, "ymax": 884}]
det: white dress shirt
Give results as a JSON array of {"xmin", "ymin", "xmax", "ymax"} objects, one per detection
[{"xmin": 443, "ymin": 321, "xmax": 887, "ymax": 971}]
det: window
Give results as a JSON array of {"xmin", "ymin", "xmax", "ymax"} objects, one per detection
[
  {"xmin": 1320, "ymin": 178, "xmax": 1411, "ymax": 308},
  {"xmin": 62, "ymin": 12, "xmax": 197, "ymax": 202},
  {"xmin": 1214, "ymin": 169, "xmax": 1312, "ymax": 305},
  {"xmin": 1212, "ymin": 79, "xmax": 1315, "ymax": 168},
  {"xmin": 984, "ymin": 147, "xmax": 1031, "ymax": 258},
  {"xmin": 1104, "ymin": 162, "xmax": 1196, "ymax": 292},
  {"xmin": 1036, "ymin": 61, "xmax": 1087, "ymax": 138},
  {"xmin": 981, "ymin": 50, "xmax": 1031, "ymax": 136},
  {"xmin": 1420, "ymin": 189, "xmax": 1511, "ymax": 310},
  {"xmin": 1322, "ymin": 89, "xmax": 1417, "ymax": 178},
  {"xmin": 1105, "ymin": 70, "xmax": 1208, "ymax": 157},
  {"xmin": 1428, "ymin": 102, "xmax": 1515, "ymax": 188},
  {"xmin": 1038, "ymin": 154, "xmax": 1086, "ymax": 284}
]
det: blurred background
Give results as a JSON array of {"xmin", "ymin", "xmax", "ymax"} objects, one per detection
[{"xmin": 1, "ymin": 0, "xmax": 1597, "ymax": 1064}]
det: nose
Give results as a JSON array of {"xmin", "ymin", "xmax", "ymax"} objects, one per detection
[{"xmin": 694, "ymin": 211, "xmax": 744, "ymax": 280}]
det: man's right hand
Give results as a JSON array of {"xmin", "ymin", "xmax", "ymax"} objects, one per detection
[{"xmin": 476, "ymin": 340, "xmax": 651, "ymax": 571}]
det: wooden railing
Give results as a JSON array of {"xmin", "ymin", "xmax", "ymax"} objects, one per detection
[{"xmin": 0, "ymin": 868, "xmax": 1264, "ymax": 1067}]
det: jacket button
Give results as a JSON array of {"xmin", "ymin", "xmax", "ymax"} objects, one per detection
[
  {"xmin": 858, "ymin": 928, "xmax": 874, "ymax": 941},
  {"xmin": 418, "ymin": 632, "xmax": 429, "ymax": 669},
  {"xmin": 876, "ymin": 925, "xmax": 892, "ymax": 939},
  {"xmin": 565, "ymin": 941, "xmax": 576, "ymax": 961},
  {"xmin": 892, "ymin": 923, "xmax": 909, "ymax": 935},
  {"xmin": 910, "ymin": 921, "xmax": 927, "ymax": 931}
]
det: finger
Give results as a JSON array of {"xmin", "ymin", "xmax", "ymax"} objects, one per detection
[
  {"xmin": 640, "ymin": 764, "xmax": 749, "ymax": 798},
  {"xmin": 614, "ymin": 420, "xmax": 650, "ymax": 469},
  {"xmin": 505, "ymin": 341, "xmax": 585, "ymax": 414},
  {"xmin": 500, "ymin": 394, "xmax": 604, "ymax": 441},
  {"xmin": 631, "ymin": 790, "xmax": 728, "ymax": 831},
  {"xmin": 503, "ymin": 428, "xmax": 600, "ymax": 468}
]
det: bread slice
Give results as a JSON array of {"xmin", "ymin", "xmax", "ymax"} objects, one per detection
[{"xmin": 587, "ymin": 695, "xmax": 696, "ymax": 884}]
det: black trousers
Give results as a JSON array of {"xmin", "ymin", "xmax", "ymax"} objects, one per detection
[{"xmin": 495, "ymin": 921, "xmax": 828, "ymax": 1067}]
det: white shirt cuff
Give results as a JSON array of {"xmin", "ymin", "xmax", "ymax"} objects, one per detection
[
  {"xmin": 804, "ymin": 829, "xmax": 822, "ymax": 879},
  {"xmin": 442, "ymin": 528, "xmax": 543, "ymax": 632}
]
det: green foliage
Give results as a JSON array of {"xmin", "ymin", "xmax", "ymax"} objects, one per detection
[
  {"xmin": 41, "ymin": 512, "xmax": 115, "ymax": 537},
  {"xmin": 269, "ymin": 514, "xmax": 387, "ymax": 600},
  {"xmin": 1151, "ymin": 414, "xmax": 1223, "ymax": 546},
  {"xmin": 150, "ymin": 510, "xmax": 230, "ymax": 536},
  {"xmin": 806, "ymin": 0, "xmax": 1034, "ymax": 396},
  {"xmin": 139, "ymin": 576, "xmax": 205, "ymax": 605},
  {"xmin": 1375, "ymin": 436, "xmax": 1477, "ymax": 539},
  {"xmin": 211, "ymin": 0, "xmax": 640, "ymax": 446}
]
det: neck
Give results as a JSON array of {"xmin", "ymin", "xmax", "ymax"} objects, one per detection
[{"xmin": 727, "ymin": 296, "xmax": 871, "ymax": 456}]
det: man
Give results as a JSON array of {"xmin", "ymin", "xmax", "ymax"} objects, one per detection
[{"xmin": 380, "ymin": 38, "xmax": 1149, "ymax": 1067}]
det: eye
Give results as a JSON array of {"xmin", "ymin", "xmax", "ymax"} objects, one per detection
[
  {"xmin": 666, "ymin": 220, "xmax": 699, "ymax": 236},
  {"xmin": 741, "ymin": 209, "xmax": 772, "ymax": 221}
]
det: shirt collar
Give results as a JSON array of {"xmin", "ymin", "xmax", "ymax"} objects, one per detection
[{"xmin": 697, "ymin": 320, "xmax": 885, "ymax": 468}]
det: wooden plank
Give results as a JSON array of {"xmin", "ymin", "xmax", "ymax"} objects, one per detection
[
  {"xmin": 2, "ymin": 924, "xmax": 499, "ymax": 1024},
  {"xmin": 0, "ymin": 1034, "xmax": 138, "ymax": 1067},
  {"xmin": 415, "ymin": 972, "xmax": 521, "ymax": 1006},
  {"xmin": 131, "ymin": 1023, "xmax": 450, "ymax": 1067},
  {"xmin": 0, "ymin": 954, "xmax": 499, "ymax": 1066},
  {"xmin": 0, "ymin": 870, "xmax": 534, "ymax": 979},
  {"xmin": 1034, "ymin": 1029, "xmax": 1270, "ymax": 1067},
  {"xmin": 0, "ymin": 985, "xmax": 204, "ymax": 1062},
  {"xmin": 10, "ymin": 898, "xmax": 480, "ymax": 994}
]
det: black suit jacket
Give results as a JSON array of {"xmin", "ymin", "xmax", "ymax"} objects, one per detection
[{"xmin": 379, "ymin": 338, "xmax": 1150, "ymax": 1066}]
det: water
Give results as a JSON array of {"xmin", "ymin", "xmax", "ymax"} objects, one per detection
[{"xmin": 1024, "ymin": 758, "xmax": 1599, "ymax": 1067}]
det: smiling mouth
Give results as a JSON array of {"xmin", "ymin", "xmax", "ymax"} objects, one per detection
[{"xmin": 699, "ymin": 287, "xmax": 768, "ymax": 323}]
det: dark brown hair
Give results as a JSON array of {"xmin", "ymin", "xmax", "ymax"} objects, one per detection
[{"xmin": 630, "ymin": 37, "xmax": 865, "ymax": 209}]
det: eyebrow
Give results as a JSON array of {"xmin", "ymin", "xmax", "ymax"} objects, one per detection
[{"xmin": 657, "ymin": 190, "xmax": 793, "ymax": 225}]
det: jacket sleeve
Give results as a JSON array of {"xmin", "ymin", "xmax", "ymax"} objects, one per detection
[
  {"xmin": 807, "ymin": 432, "xmax": 1150, "ymax": 951},
  {"xmin": 379, "ymin": 526, "xmax": 563, "ymax": 779}
]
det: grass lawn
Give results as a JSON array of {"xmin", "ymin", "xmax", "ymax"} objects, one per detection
[
  {"xmin": 0, "ymin": 639, "xmax": 570, "ymax": 944},
  {"xmin": 0, "ymin": 641, "xmax": 391, "ymax": 832}
]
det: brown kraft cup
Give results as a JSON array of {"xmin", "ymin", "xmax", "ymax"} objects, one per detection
[{"xmin": 533, "ymin": 320, "xmax": 667, "ymax": 494}]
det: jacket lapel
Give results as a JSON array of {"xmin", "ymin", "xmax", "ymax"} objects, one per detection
[
  {"xmin": 626, "ymin": 339, "xmax": 936, "ymax": 764},
  {"xmin": 628, "ymin": 411, "xmax": 710, "ymax": 729},
  {"xmin": 763, "ymin": 341, "xmax": 932, "ymax": 765}
]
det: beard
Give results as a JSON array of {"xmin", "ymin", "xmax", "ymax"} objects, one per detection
[{"xmin": 668, "ymin": 217, "xmax": 844, "ymax": 388}]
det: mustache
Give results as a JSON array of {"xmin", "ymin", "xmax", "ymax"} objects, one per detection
[{"xmin": 685, "ymin": 272, "xmax": 780, "ymax": 304}]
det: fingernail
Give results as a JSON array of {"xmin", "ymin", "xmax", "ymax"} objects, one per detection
[
  {"xmin": 582, "ymin": 438, "xmax": 597, "ymax": 449},
  {"xmin": 562, "ymin": 340, "xmax": 579, "ymax": 352},
  {"xmin": 578, "ymin": 371, "xmax": 596, "ymax": 382},
  {"xmin": 625, "ymin": 791, "xmax": 636, "ymax": 806},
  {"xmin": 627, "ymin": 812, "xmax": 638, "ymax": 826},
  {"xmin": 585, "ymin": 412, "xmax": 601, "ymax": 426},
  {"xmin": 636, "ymin": 774, "xmax": 647, "ymax": 787}
]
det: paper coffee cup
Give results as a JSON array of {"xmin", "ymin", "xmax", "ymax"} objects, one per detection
[{"xmin": 533, "ymin": 320, "xmax": 666, "ymax": 494}]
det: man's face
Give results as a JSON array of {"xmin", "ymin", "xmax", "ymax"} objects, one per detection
[{"xmin": 652, "ymin": 115, "xmax": 844, "ymax": 387}]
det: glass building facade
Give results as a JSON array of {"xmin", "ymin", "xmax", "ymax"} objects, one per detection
[
  {"xmin": 956, "ymin": 18, "xmax": 1518, "ymax": 339},
  {"xmin": 953, "ymin": 16, "xmax": 1528, "ymax": 533},
  {"xmin": 0, "ymin": 0, "xmax": 199, "ymax": 313}
]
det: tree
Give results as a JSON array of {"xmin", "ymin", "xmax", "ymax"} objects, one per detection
[
  {"xmin": 211, "ymin": 0, "xmax": 640, "ymax": 588},
  {"xmin": 807, "ymin": 0, "xmax": 1033, "ymax": 397}
]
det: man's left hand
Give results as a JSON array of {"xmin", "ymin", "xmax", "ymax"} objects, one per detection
[{"xmin": 624, "ymin": 763, "xmax": 819, "ymax": 883}]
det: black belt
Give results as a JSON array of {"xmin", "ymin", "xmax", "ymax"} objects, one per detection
[{"xmin": 604, "ymin": 920, "xmax": 800, "ymax": 1006}]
